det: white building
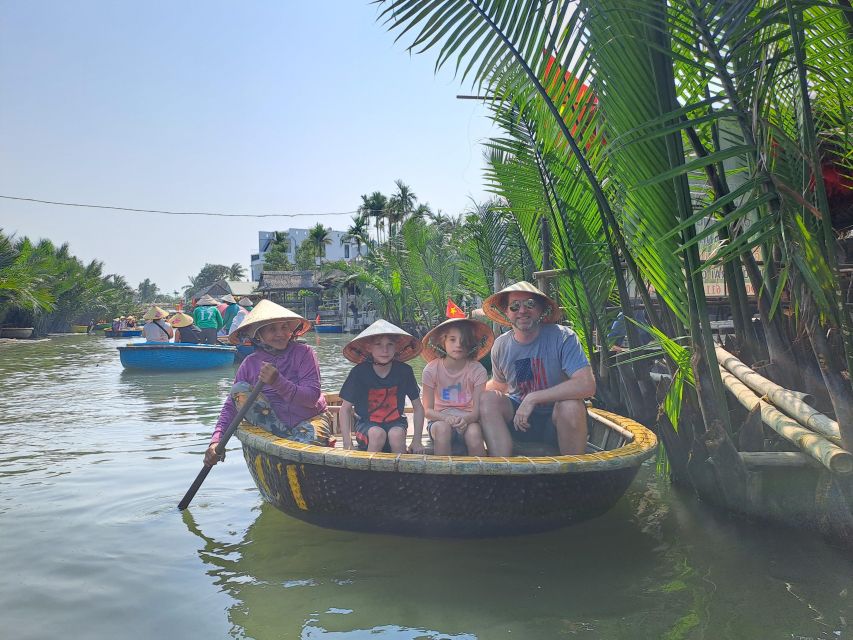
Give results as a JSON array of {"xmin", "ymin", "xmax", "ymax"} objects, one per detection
[{"xmin": 250, "ymin": 228, "xmax": 368, "ymax": 281}]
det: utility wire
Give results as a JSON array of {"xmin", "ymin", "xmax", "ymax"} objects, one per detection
[{"xmin": 0, "ymin": 195, "xmax": 367, "ymax": 218}]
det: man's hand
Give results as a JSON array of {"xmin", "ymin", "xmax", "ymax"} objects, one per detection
[
  {"xmin": 258, "ymin": 362, "xmax": 279, "ymax": 385},
  {"xmin": 513, "ymin": 393, "xmax": 539, "ymax": 431}
]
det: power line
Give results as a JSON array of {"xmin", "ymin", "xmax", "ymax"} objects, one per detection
[{"xmin": 0, "ymin": 195, "xmax": 362, "ymax": 218}]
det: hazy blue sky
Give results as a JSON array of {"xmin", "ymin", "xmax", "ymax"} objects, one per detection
[{"xmin": 0, "ymin": 1, "xmax": 494, "ymax": 294}]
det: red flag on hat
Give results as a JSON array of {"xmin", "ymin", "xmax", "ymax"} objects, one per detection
[{"xmin": 446, "ymin": 299, "xmax": 465, "ymax": 319}]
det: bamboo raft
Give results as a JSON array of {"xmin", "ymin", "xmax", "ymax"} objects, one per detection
[{"xmin": 234, "ymin": 398, "xmax": 656, "ymax": 537}]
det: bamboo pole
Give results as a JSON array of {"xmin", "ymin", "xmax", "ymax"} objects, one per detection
[
  {"xmin": 719, "ymin": 369, "xmax": 852, "ymax": 474},
  {"xmin": 716, "ymin": 345, "xmax": 842, "ymax": 441}
]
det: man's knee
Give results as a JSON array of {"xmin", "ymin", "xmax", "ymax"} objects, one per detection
[
  {"xmin": 480, "ymin": 390, "xmax": 507, "ymax": 418},
  {"xmin": 552, "ymin": 399, "xmax": 587, "ymax": 429}
]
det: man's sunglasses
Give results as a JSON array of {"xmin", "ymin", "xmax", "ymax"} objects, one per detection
[{"xmin": 507, "ymin": 298, "xmax": 539, "ymax": 312}]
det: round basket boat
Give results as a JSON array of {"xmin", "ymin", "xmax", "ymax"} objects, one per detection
[
  {"xmin": 235, "ymin": 408, "xmax": 657, "ymax": 537},
  {"xmin": 118, "ymin": 343, "xmax": 236, "ymax": 370},
  {"xmin": 70, "ymin": 324, "xmax": 89, "ymax": 334},
  {"xmin": 0, "ymin": 327, "xmax": 34, "ymax": 339},
  {"xmin": 104, "ymin": 328, "xmax": 143, "ymax": 338}
]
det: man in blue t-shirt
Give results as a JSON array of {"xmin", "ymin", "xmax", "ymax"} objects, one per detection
[{"xmin": 481, "ymin": 281, "xmax": 596, "ymax": 456}]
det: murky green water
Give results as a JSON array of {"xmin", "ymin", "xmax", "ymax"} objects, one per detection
[{"xmin": 1, "ymin": 334, "xmax": 851, "ymax": 639}]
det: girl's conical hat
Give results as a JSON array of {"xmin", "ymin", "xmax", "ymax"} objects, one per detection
[
  {"xmin": 343, "ymin": 319, "xmax": 422, "ymax": 364},
  {"xmin": 142, "ymin": 306, "xmax": 168, "ymax": 321},
  {"xmin": 220, "ymin": 294, "xmax": 237, "ymax": 304},
  {"xmin": 421, "ymin": 317, "xmax": 495, "ymax": 363},
  {"xmin": 196, "ymin": 294, "xmax": 219, "ymax": 306},
  {"xmin": 169, "ymin": 312, "xmax": 194, "ymax": 328},
  {"xmin": 482, "ymin": 281, "xmax": 562, "ymax": 327},
  {"xmin": 228, "ymin": 299, "xmax": 309, "ymax": 345}
]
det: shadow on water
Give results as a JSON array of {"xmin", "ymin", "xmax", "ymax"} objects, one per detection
[{"xmin": 181, "ymin": 465, "xmax": 853, "ymax": 640}]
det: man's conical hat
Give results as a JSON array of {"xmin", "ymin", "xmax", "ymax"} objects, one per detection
[
  {"xmin": 482, "ymin": 281, "xmax": 562, "ymax": 327},
  {"xmin": 228, "ymin": 299, "xmax": 309, "ymax": 344},
  {"xmin": 142, "ymin": 306, "xmax": 168, "ymax": 321},
  {"xmin": 169, "ymin": 312, "xmax": 194, "ymax": 328},
  {"xmin": 343, "ymin": 319, "xmax": 422, "ymax": 364},
  {"xmin": 421, "ymin": 317, "xmax": 495, "ymax": 363},
  {"xmin": 196, "ymin": 294, "xmax": 219, "ymax": 306},
  {"xmin": 220, "ymin": 294, "xmax": 237, "ymax": 304}
]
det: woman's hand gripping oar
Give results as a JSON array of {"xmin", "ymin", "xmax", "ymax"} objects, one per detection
[{"xmin": 178, "ymin": 379, "xmax": 265, "ymax": 511}]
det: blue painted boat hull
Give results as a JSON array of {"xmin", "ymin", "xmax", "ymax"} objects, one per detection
[
  {"xmin": 314, "ymin": 324, "xmax": 343, "ymax": 333},
  {"xmin": 118, "ymin": 343, "xmax": 237, "ymax": 370},
  {"xmin": 235, "ymin": 343, "xmax": 255, "ymax": 362}
]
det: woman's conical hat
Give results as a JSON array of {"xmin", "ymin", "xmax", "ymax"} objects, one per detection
[
  {"xmin": 169, "ymin": 312, "xmax": 194, "ymax": 328},
  {"xmin": 343, "ymin": 319, "xmax": 422, "ymax": 364},
  {"xmin": 221, "ymin": 294, "xmax": 237, "ymax": 304},
  {"xmin": 228, "ymin": 299, "xmax": 309, "ymax": 344},
  {"xmin": 421, "ymin": 317, "xmax": 495, "ymax": 363},
  {"xmin": 482, "ymin": 281, "xmax": 562, "ymax": 326},
  {"xmin": 196, "ymin": 294, "xmax": 219, "ymax": 306},
  {"xmin": 142, "ymin": 305, "xmax": 168, "ymax": 321}
]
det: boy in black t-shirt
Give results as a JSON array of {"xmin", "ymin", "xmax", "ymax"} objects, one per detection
[{"xmin": 339, "ymin": 320, "xmax": 425, "ymax": 454}]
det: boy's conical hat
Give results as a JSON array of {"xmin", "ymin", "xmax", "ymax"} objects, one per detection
[
  {"xmin": 220, "ymin": 294, "xmax": 237, "ymax": 304},
  {"xmin": 228, "ymin": 299, "xmax": 309, "ymax": 344},
  {"xmin": 482, "ymin": 281, "xmax": 562, "ymax": 327},
  {"xmin": 169, "ymin": 312, "xmax": 194, "ymax": 328},
  {"xmin": 421, "ymin": 317, "xmax": 495, "ymax": 363},
  {"xmin": 142, "ymin": 306, "xmax": 168, "ymax": 321},
  {"xmin": 196, "ymin": 294, "xmax": 219, "ymax": 306},
  {"xmin": 343, "ymin": 319, "xmax": 422, "ymax": 364}
]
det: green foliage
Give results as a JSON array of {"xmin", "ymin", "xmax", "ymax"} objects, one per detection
[
  {"xmin": 184, "ymin": 263, "xmax": 233, "ymax": 300},
  {"xmin": 294, "ymin": 239, "xmax": 317, "ymax": 270},
  {"xmin": 135, "ymin": 278, "xmax": 160, "ymax": 303},
  {"xmin": 262, "ymin": 232, "xmax": 294, "ymax": 271}
]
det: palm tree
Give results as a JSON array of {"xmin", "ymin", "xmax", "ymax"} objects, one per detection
[
  {"xmin": 387, "ymin": 179, "xmax": 417, "ymax": 237},
  {"xmin": 344, "ymin": 215, "xmax": 370, "ymax": 258},
  {"xmin": 227, "ymin": 263, "xmax": 246, "ymax": 280},
  {"xmin": 359, "ymin": 192, "xmax": 389, "ymax": 244},
  {"xmin": 308, "ymin": 223, "xmax": 332, "ymax": 260},
  {"xmin": 375, "ymin": 1, "xmax": 853, "ymax": 487}
]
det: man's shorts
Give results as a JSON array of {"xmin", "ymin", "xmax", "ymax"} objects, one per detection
[
  {"xmin": 509, "ymin": 397, "xmax": 558, "ymax": 446},
  {"xmin": 354, "ymin": 416, "xmax": 408, "ymax": 451}
]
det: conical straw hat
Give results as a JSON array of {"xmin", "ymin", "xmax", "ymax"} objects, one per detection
[
  {"xmin": 196, "ymin": 294, "xmax": 219, "ymax": 306},
  {"xmin": 482, "ymin": 281, "xmax": 562, "ymax": 326},
  {"xmin": 421, "ymin": 317, "xmax": 495, "ymax": 363},
  {"xmin": 343, "ymin": 319, "xmax": 422, "ymax": 364},
  {"xmin": 238, "ymin": 297, "xmax": 253, "ymax": 307},
  {"xmin": 228, "ymin": 299, "xmax": 309, "ymax": 344},
  {"xmin": 169, "ymin": 312, "xmax": 194, "ymax": 328},
  {"xmin": 142, "ymin": 306, "xmax": 168, "ymax": 321},
  {"xmin": 220, "ymin": 294, "xmax": 237, "ymax": 304}
]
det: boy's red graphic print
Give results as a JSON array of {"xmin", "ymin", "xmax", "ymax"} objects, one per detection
[
  {"xmin": 367, "ymin": 386, "xmax": 401, "ymax": 423},
  {"xmin": 514, "ymin": 357, "xmax": 548, "ymax": 397}
]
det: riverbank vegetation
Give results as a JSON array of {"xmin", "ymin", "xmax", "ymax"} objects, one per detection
[
  {"xmin": 0, "ymin": 229, "xmax": 170, "ymax": 334},
  {"xmin": 351, "ymin": 0, "xmax": 853, "ymax": 532}
]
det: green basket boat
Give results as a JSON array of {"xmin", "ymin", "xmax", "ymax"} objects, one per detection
[{"xmin": 235, "ymin": 406, "xmax": 657, "ymax": 537}]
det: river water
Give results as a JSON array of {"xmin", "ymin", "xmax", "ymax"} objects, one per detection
[{"xmin": 0, "ymin": 334, "xmax": 850, "ymax": 639}]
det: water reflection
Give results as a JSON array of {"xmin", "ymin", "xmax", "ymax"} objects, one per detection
[{"xmin": 117, "ymin": 368, "xmax": 234, "ymax": 424}]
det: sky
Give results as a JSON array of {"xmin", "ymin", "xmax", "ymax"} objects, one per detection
[{"xmin": 0, "ymin": 1, "xmax": 495, "ymax": 295}]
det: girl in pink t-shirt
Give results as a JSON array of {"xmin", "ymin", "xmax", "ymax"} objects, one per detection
[{"xmin": 421, "ymin": 317, "xmax": 494, "ymax": 456}]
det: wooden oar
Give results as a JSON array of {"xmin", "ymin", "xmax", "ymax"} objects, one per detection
[{"xmin": 178, "ymin": 379, "xmax": 265, "ymax": 511}]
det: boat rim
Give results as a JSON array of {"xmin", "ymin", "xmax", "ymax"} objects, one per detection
[
  {"xmin": 117, "ymin": 343, "xmax": 236, "ymax": 351},
  {"xmin": 236, "ymin": 407, "xmax": 657, "ymax": 476}
]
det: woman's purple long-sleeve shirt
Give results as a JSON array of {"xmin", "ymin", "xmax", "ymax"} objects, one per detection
[{"xmin": 211, "ymin": 343, "xmax": 327, "ymax": 443}]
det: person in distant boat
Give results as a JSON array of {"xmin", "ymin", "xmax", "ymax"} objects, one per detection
[
  {"xmin": 420, "ymin": 317, "xmax": 493, "ymax": 456},
  {"xmin": 192, "ymin": 294, "xmax": 224, "ymax": 344},
  {"xmin": 219, "ymin": 294, "xmax": 241, "ymax": 337},
  {"xmin": 141, "ymin": 306, "xmax": 174, "ymax": 342},
  {"xmin": 170, "ymin": 312, "xmax": 203, "ymax": 344},
  {"xmin": 338, "ymin": 320, "xmax": 425, "ymax": 454},
  {"xmin": 205, "ymin": 300, "xmax": 331, "ymax": 467},
  {"xmin": 480, "ymin": 281, "xmax": 595, "ymax": 456},
  {"xmin": 228, "ymin": 297, "xmax": 254, "ymax": 335},
  {"xmin": 125, "ymin": 315, "xmax": 137, "ymax": 329},
  {"xmin": 111, "ymin": 318, "xmax": 121, "ymax": 332}
]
